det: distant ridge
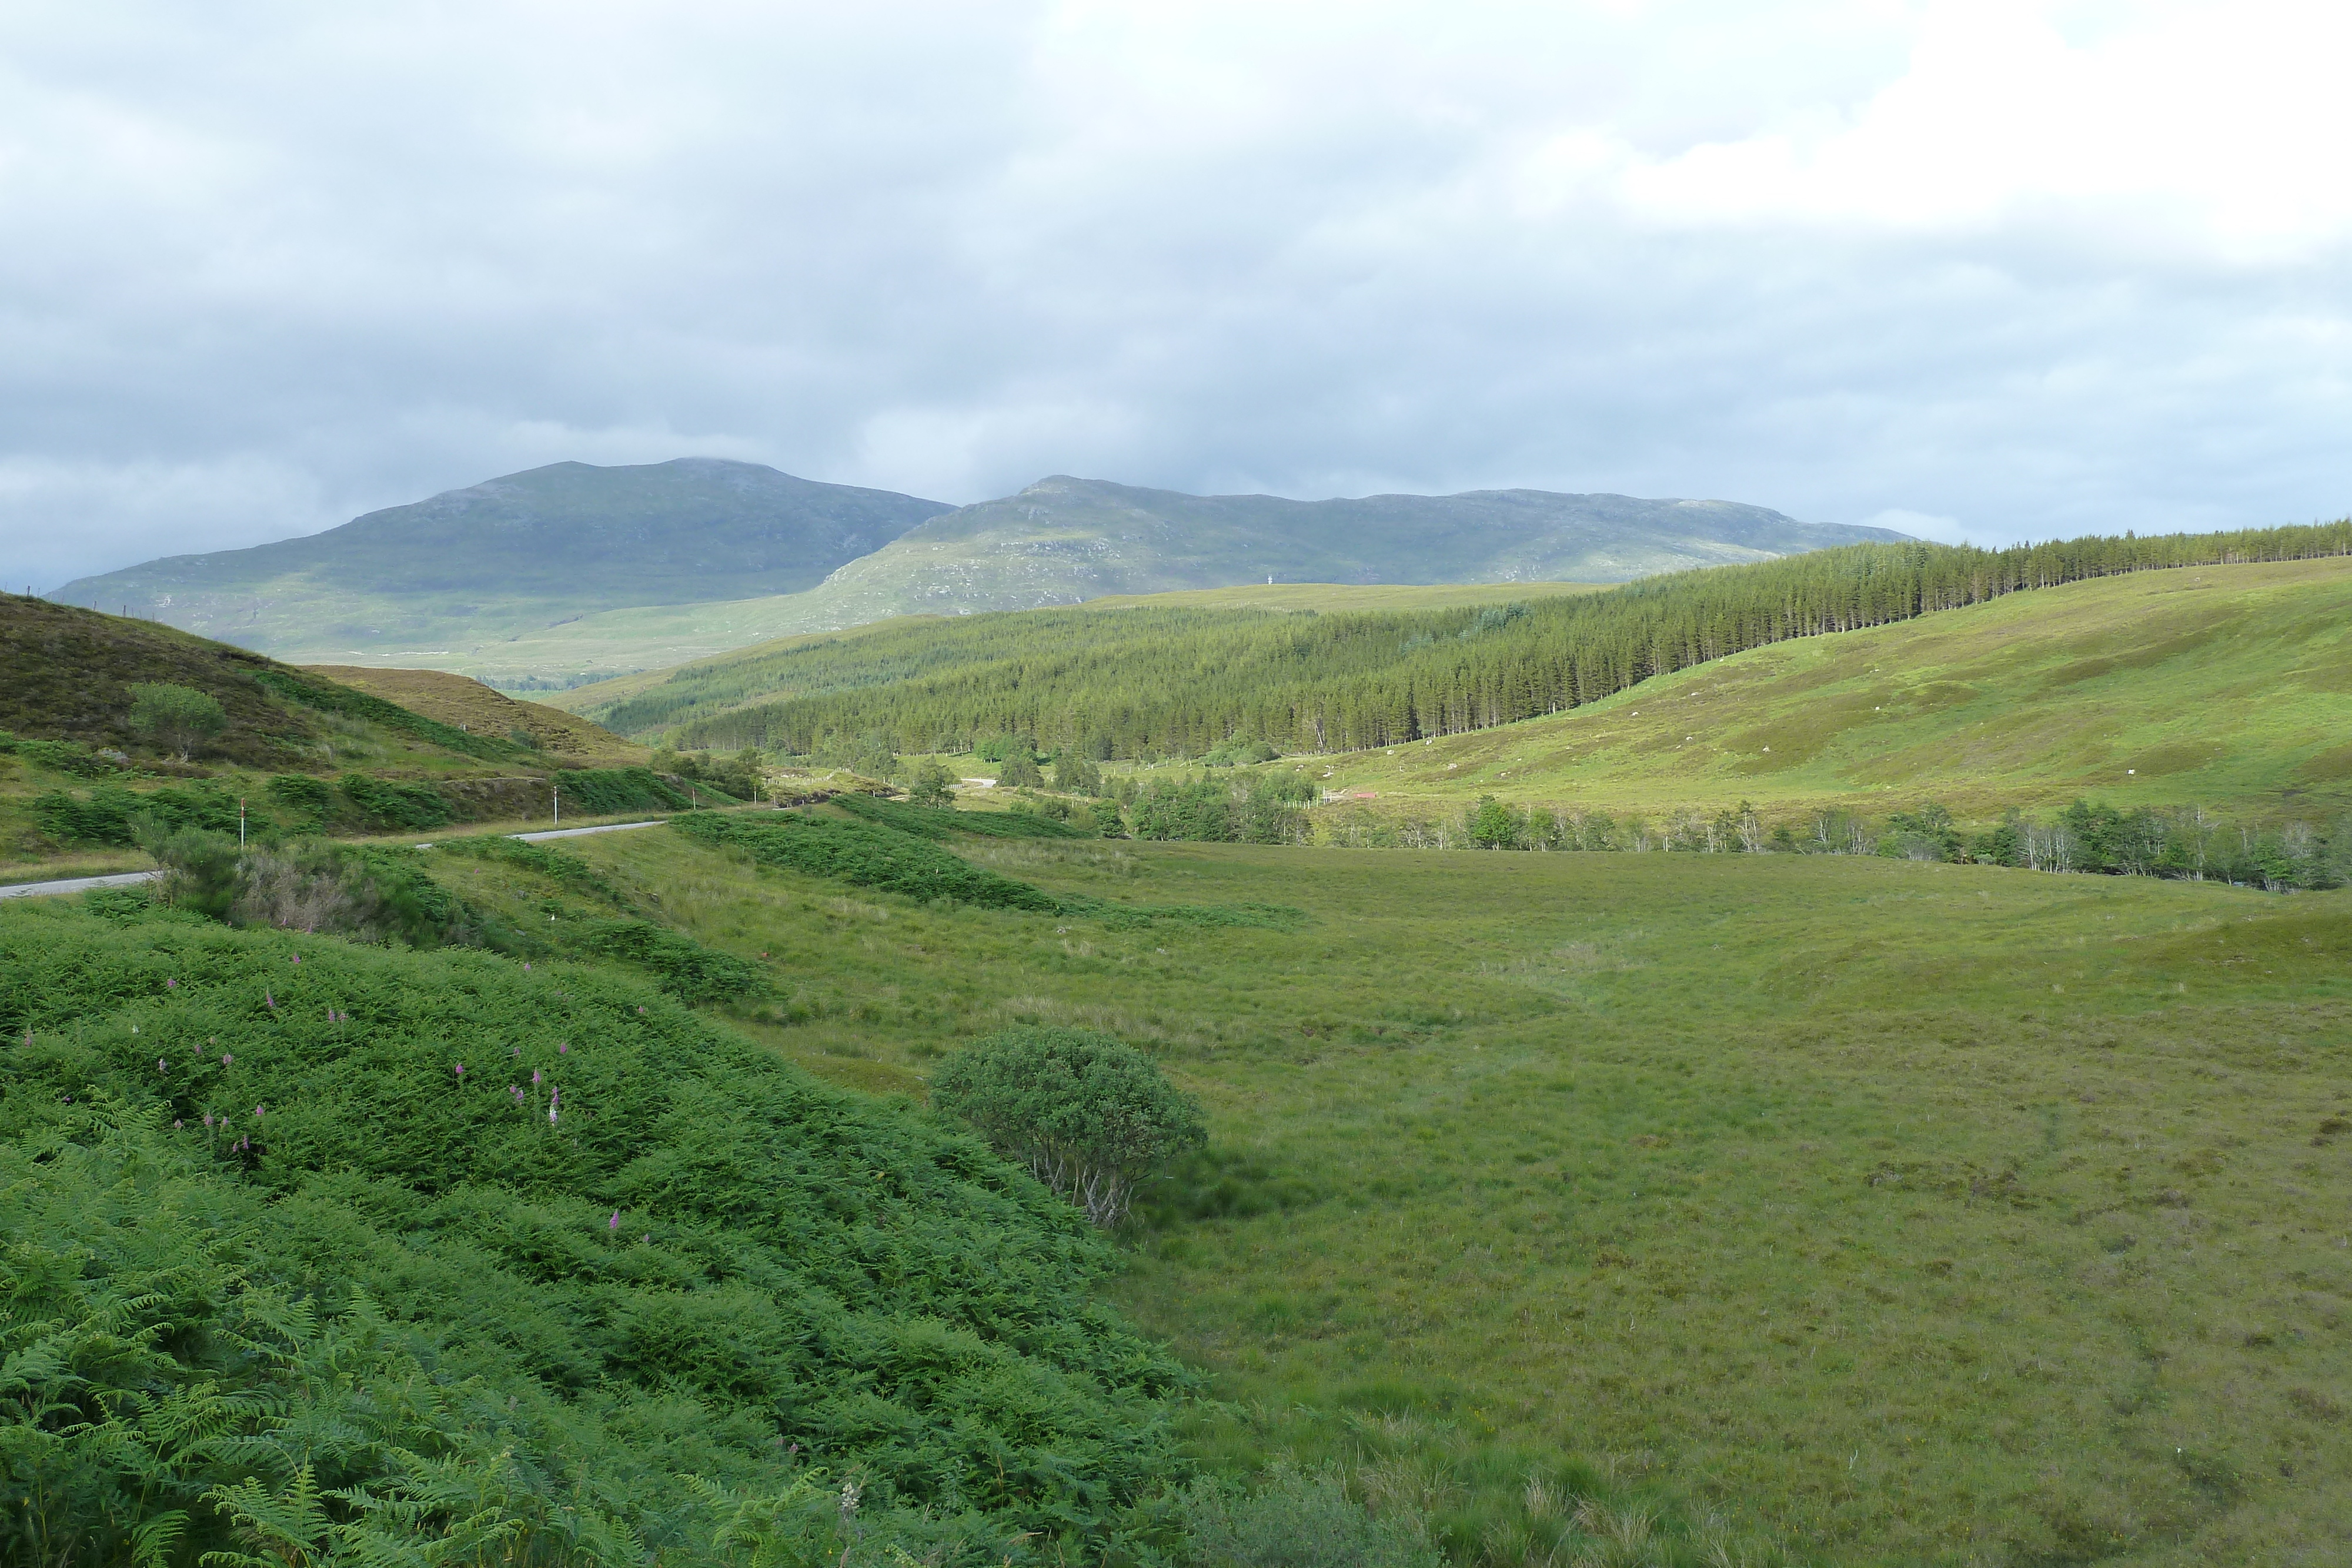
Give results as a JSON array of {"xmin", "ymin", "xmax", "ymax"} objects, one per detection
[
  {"xmin": 54, "ymin": 464, "xmax": 1905, "ymax": 683},
  {"xmin": 783, "ymin": 477, "xmax": 1909, "ymax": 629},
  {"xmin": 54, "ymin": 458, "xmax": 951, "ymax": 661}
]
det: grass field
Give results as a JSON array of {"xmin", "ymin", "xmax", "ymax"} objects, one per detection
[
  {"xmin": 420, "ymin": 820, "xmax": 2352, "ymax": 1566},
  {"xmin": 1320, "ymin": 556, "xmax": 2352, "ymax": 821}
]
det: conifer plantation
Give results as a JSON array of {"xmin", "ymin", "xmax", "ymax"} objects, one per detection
[{"xmin": 598, "ymin": 522, "xmax": 2352, "ymax": 760}]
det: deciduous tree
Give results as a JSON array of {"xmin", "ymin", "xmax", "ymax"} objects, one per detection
[{"xmin": 933, "ymin": 1027, "xmax": 1207, "ymax": 1228}]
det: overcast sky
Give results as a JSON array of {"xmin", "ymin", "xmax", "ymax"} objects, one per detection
[{"xmin": 4, "ymin": 0, "xmax": 2347, "ymax": 589}]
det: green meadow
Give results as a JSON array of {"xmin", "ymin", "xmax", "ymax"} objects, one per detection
[{"xmin": 420, "ymin": 819, "xmax": 2352, "ymax": 1566}]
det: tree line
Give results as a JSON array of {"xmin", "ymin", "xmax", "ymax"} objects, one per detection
[
  {"xmin": 1327, "ymin": 794, "xmax": 2352, "ymax": 891},
  {"xmin": 646, "ymin": 520, "xmax": 2352, "ymax": 761}
]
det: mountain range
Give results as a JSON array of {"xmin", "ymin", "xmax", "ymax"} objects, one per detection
[{"xmin": 55, "ymin": 459, "xmax": 1908, "ymax": 684}]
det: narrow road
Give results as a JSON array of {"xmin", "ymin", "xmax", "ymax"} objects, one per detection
[
  {"xmin": 507, "ymin": 820, "xmax": 667, "ymax": 843},
  {"xmin": 0, "ymin": 818, "xmax": 675, "ymax": 900},
  {"xmin": 0, "ymin": 870, "xmax": 161, "ymax": 900}
]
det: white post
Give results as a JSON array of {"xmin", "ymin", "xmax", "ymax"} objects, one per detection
[
  {"xmin": 553, "ymin": 782, "xmax": 560, "ymax": 827},
  {"xmin": 238, "ymin": 797, "xmax": 246, "ymax": 847}
]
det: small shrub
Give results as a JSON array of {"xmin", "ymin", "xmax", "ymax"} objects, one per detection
[
  {"xmin": 127, "ymin": 681, "xmax": 228, "ymax": 760},
  {"xmin": 933, "ymin": 1027, "xmax": 1207, "ymax": 1228},
  {"xmin": 141, "ymin": 823, "xmax": 244, "ymax": 923}
]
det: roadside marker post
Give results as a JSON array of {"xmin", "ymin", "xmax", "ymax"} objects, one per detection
[
  {"xmin": 553, "ymin": 783, "xmax": 560, "ymax": 827},
  {"xmin": 238, "ymin": 798, "xmax": 246, "ymax": 847}
]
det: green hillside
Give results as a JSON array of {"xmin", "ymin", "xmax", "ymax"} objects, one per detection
[
  {"xmin": 51, "ymin": 458, "xmax": 948, "ymax": 666},
  {"xmin": 1326, "ymin": 553, "xmax": 2352, "ymax": 818},
  {"xmin": 0, "ymin": 594, "xmax": 527, "ymax": 772},
  {"xmin": 0, "ymin": 597, "xmax": 700, "ymax": 882}
]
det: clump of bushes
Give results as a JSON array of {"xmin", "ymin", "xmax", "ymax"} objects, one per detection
[
  {"xmin": 1, "ymin": 730, "xmax": 132, "ymax": 778},
  {"xmin": 833, "ymin": 792, "xmax": 1089, "ymax": 842},
  {"xmin": 1128, "ymin": 773, "xmax": 1312, "ymax": 845},
  {"xmin": 32, "ymin": 782, "xmax": 243, "ymax": 845},
  {"xmin": 145, "ymin": 825, "xmax": 472, "ymax": 946},
  {"xmin": 933, "ymin": 1027, "xmax": 1206, "ymax": 1228},
  {"xmin": 671, "ymin": 810, "xmax": 1063, "ymax": 911},
  {"xmin": 1201, "ymin": 735, "xmax": 1281, "ymax": 767},
  {"xmin": 649, "ymin": 747, "xmax": 763, "ymax": 803}
]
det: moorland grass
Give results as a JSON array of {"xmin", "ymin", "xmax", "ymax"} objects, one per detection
[{"xmin": 482, "ymin": 827, "xmax": 2352, "ymax": 1566}]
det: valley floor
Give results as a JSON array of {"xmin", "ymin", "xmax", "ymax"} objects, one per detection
[{"xmin": 463, "ymin": 828, "xmax": 2352, "ymax": 1567}]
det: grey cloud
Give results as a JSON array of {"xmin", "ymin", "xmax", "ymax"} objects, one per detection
[{"xmin": 2, "ymin": 1, "xmax": 2346, "ymax": 591}]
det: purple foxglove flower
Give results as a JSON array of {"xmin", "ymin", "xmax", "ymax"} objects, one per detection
[
  {"xmin": 291, "ymin": 954, "xmax": 300, "ymax": 964},
  {"xmin": 558, "ymin": 1042, "xmax": 568, "ymax": 1054},
  {"xmin": 255, "ymin": 1105, "xmax": 263, "ymax": 1118},
  {"xmin": 609, "ymin": 1211, "xmax": 620, "ymax": 1231},
  {"xmin": 222, "ymin": 1052, "xmax": 232, "ymax": 1065},
  {"xmin": 166, "ymin": 978, "xmax": 177, "ymax": 988},
  {"xmin": 455, "ymin": 1063, "xmax": 466, "ymax": 1078}
]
